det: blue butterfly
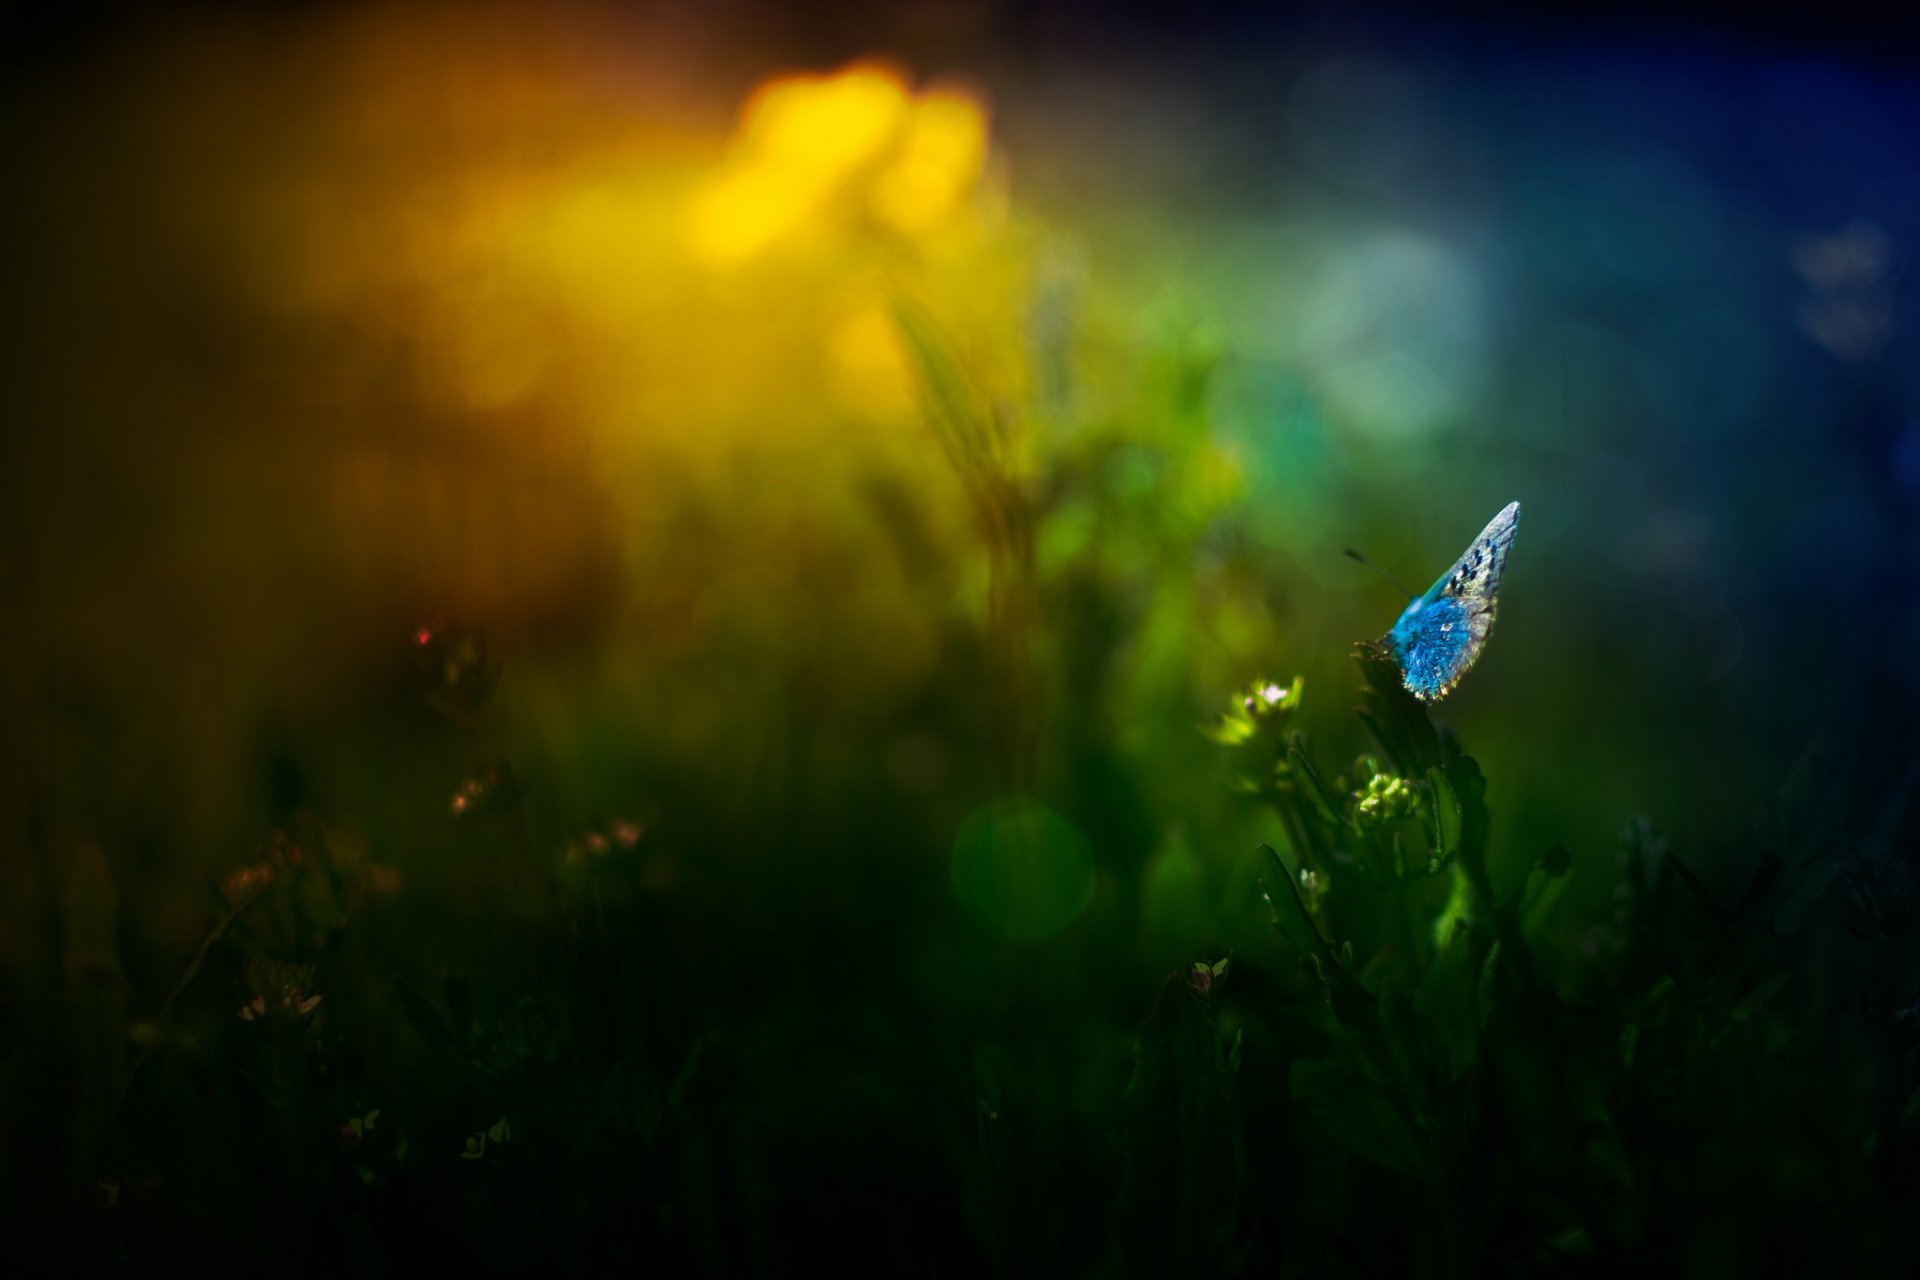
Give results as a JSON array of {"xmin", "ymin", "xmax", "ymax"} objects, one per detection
[{"xmin": 1361, "ymin": 502, "xmax": 1520, "ymax": 703}]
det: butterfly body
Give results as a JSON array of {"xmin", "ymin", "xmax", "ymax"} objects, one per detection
[{"xmin": 1381, "ymin": 501, "xmax": 1520, "ymax": 703}]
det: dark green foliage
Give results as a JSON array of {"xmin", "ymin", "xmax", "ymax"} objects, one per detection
[
  {"xmin": 3, "ymin": 304, "xmax": 1916, "ymax": 1274},
  {"xmin": 1209, "ymin": 649, "xmax": 1920, "ymax": 1275},
  {"xmin": 10, "ymin": 642, "xmax": 1920, "ymax": 1276},
  {"xmin": 1111, "ymin": 964, "xmax": 1246, "ymax": 1277}
]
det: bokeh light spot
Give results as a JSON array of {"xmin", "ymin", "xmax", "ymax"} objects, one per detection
[
  {"xmin": 950, "ymin": 799, "xmax": 1096, "ymax": 941},
  {"xmin": 1798, "ymin": 294, "xmax": 1892, "ymax": 362},
  {"xmin": 1292, "ymin": 231, "xmax": 1485, "ymax": 442},
  {"xmin": 1792, "ymin": 220, "xmax": 1891, "ymax": 289}
]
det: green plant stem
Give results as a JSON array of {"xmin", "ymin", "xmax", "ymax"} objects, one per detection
[
  {"xmin": 1259, "ymin": 843, "xmax": 1374, "ymax": 1010},
  {"xmin": 126, "ymin": 885, "xmax": 268, "ymax": 1084}
]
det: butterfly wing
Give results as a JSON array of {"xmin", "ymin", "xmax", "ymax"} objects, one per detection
[
  {"xmin": 1428, "ymin": 501, "xmax": 1520, "ymax": 606},
  {"xmin": 1385, "ymin": 501, "xmax": 1519, "ymax": 702}
]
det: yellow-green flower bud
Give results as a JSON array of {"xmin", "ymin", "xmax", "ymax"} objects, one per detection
[{"xmin": 1353, "ymin": 771, "xmax": 1418, "ymax": 830}]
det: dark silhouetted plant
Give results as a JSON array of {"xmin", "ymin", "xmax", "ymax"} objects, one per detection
[{"xmin": 1112, "ymin": 646, "xmax": 1920, "ymax": 1276}]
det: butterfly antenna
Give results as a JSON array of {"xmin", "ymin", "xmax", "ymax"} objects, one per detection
[{"xmin": 1343, "ymin": 547, "xmax": 1416, "ymax": 600}]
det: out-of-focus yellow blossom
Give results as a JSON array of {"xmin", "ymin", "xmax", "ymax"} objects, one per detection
[
  {"xmin": 746, "ymin": 64, "xmax": 909, "ymax": 173},
  {"xmin": 870, "ymin": 90, "xmax": 989, "ymax": 233},
  {"xmin": 686, "ymin": 61, "xmax": 992, "ymax": 265}
]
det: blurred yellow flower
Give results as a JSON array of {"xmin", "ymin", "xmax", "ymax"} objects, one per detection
[
  {"xmin": 686, "ymin": 60, "xmax": 990, "ymax": 265},
  {"xmin": 871, "ymin": 91, "xmax": 988, "ymax": 233},
  {"xmin": 745, "ymin": 63, "xmax": 909, "ymax": 175},
  {"xmin": 685, "ymin": 160, "xmax": 831, "ymax": 265}
]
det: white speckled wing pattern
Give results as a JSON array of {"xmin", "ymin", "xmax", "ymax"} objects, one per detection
[
  {"xmin": 1435, "ymin": 500, "xmax": 1518, "ymax": 603},
  {"xmin": 1389, "ymin": 501, "xmax": 1520, "ymax": 702}
]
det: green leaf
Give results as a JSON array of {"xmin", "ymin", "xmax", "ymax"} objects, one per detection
[
  {"xmin": 1477, "ymin": 941, "xmax": 1502, "ymax": 1028},
  {"xmin": 1287, "ymin": 736, "xmax": 1342, "ymax": 827},
  {"xmin": 1432, "ymin": 865, "xmax": 1474, "ymax": 951},
  {"xmin": 1730, "ymin": 971, "xmax": 1790, "ymax": 1023},
  {"xmin": 1289, "ymin": 1056, "xmax": 1421, "ymax": 1179},
  {"xmin": 443, "ymin": 973, "xmax": 472, "ymax": 1042},
  {"xmin": 1859, "ymin": 761, "xmax": 1920, "ymax": 864},
  {"xmin": 1419, "ymin": 919, "xmax": 1486, "ymax": 1080},
  {"xmin": 1353, "ymin": 708, "xmax": 1395, "ymax": 772},
  {"xmin": 1540, "ymin": 843, "xmax": 1573, "ymax": 877},
  {"xmin": 1731, "ymin": 854, "xmax": 1781, "ymax": 921},
  {"xmin": 1352, "ymin": 644, "xmax": 1444, "ymax": 778},
  {"xmin": 598, "ymin": 1056, "xmax": 666, "ymax": 1141},
  {"xmin": 390, "ymin": 975, "xmax": 455, "ymax": 1048},
  {"xmin": 1257, "ymin": 843, "xmax": 1319, "ymax": 959},
  {"xmin": 1667, "ymin": 851, "xmax": 1725, "ymax": 925},
  {"xmin": 1774, "ymin": 860, "xmax": 1839, "ymax": 936},
  {"xmin": 667, "ymin": 1035, "xmax": 705, "ymax": 1111},
  {"xmin": 1377, "ymin": 983, "xmax": 1437, "ymax": 1118},
  {"xmin": 1520, "ymin": 849, "xmax": 1574, "ymax": 934},
  {"xmin": 1427, "ymin": 766, "xmax": 1463, "ymax": 862},
  {"xmin": 1901, "ymin": 1082, "xmax": 1920, "ymax": 1131},
  {"xmin": 893, "ymin": 300, "xmax": 997, "ymax": 463},
  {"xmin": 1260, "ymin": 844, "xmax": 1379, "ymax": 1039},
  {"xmin": 1113, "ymin": 970, "xmax": 1247, "ymax": 1276},
  {"xmin": 1205, "ymin": 717, "xmax": 1256, "ymax": 747}
]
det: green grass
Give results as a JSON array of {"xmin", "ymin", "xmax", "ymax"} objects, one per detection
[{"xmin": 10, "ymin": 631, "xmax": 1919, "ymax": 1274}]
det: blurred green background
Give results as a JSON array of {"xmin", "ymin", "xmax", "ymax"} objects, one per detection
[{"xmin": 3, "ymin": 0, "xmax": 1918, "ymax": 1270}]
